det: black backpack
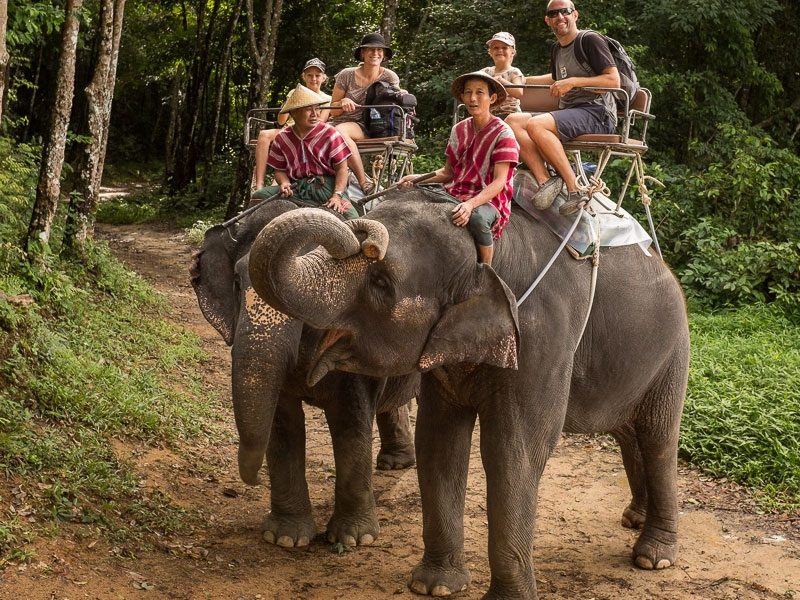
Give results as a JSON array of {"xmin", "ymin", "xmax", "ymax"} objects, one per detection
[
  {"xmin": 551, "ymin": 29, "xmax": 640, "ymax": 109},
  {"xmin": 363, "ymin": 80, "xmax": 417, "ymax": 139}
]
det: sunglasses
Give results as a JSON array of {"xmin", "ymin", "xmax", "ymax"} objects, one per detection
[{"xmin": 546, "ymin": 7, "xmax": 575, "ymax": 18}]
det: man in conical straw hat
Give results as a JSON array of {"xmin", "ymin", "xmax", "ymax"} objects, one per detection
[{"xmin": 251, "ymin": 84, "xmax": 357, "ymax": 218}]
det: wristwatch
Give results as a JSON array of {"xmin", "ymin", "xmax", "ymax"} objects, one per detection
[{"xmin": 332, "ymin": 190, "xmax": 344, "ymax": 197}]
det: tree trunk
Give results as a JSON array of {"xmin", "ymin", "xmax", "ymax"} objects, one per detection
[
  {"xmin": 380, "ymin": 0, "xmax": 400, "ymax": 45},
  {"xmin": 169, "ymin": 0, "xmax": 221, "ymax": 193},
  {"xmin": 200, "ymin": 0, "xmax": 243, "ymax": 200},
  {"xmin": 0, "ymin": 0, "xmax": 9, "ymax": 128},
  {"xmin": 225, "ymin": 0, "xmax": 283, "ymax": 219},
  {"xmin": 26, "ymin": 0, "xmax": 84, "ymax": 251},
  {"xmin": 63, "ymin": 0, "xmax": 126, "ymax": 254},
  {"xmin": 164, "ymin": 64, "xmax": 183, "ymax": 187}
]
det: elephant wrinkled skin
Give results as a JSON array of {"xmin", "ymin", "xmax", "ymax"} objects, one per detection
[
  {"xmin": 248, "ymin": 191, "xmax": 690, "ymax": 599},
  {"xmin": 190, "ymin": 199, "xmax": 417, "ymax": 548}
]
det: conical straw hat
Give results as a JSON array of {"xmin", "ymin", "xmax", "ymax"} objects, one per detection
[{"xmin": 280, "ymin": 84, "xmax": 327, "ymax": 114}]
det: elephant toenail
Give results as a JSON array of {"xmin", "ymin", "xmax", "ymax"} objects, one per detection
[
  {"xmin": 263, "ymin": 531, "xmax": 275, "ymax": 544},
  {"xmin": 656, "ymin": 558, "xmax": 672, "ymax": 569},
  {"xmin": 635, "ymin": 555, "xmax": 654, "ymax": 569},
  {"xmin": 431, "ymin": 584, "xmax": 453, "ymax": 596},
  {"xmin": 343, "ymin": 535, "xmax": 356, "ymax": 546},
  {"xmin": 359, "ymin": 534, "xmax": 374, "ymax": 545},
  {"xmin": 277, "ymin": 535, "xmax": 294, "ymax": 547},
  {"xmin": 409, "ymin": 580, "xmax": 428, "ymax": 595},
  {"xmin": 296, "ymin": 536, "xmax": 309, "ymax": 547}
]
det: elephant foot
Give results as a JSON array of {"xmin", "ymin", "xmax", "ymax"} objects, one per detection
[
  {"xmin": 632, "ymin": 528, "xmax": 677, "ymax": 570},
  {"xmin": 621, "ymin": 504, "xmax": 647, "ymax": 529},
  {"xmin": 326, "ymin": 512, "xmax": 379, "ymax": 547},
  {"xmin": 377, "ymin": 442, "xmax": 416, "ymax": 470},
  {"xmin": 262, "ymin": 511, "xmax": 316, "ymax": 548},
  {"xmin": 409, "ymin": 560, "xmax": 471, "ymax": 597}
]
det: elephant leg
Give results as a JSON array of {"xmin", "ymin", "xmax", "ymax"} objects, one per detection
[
  {"xmin": 611, "ymin": 423, "xmax": 648, "ymax": 530},
  {"xmin": 409, "ymin": 384, "xmax": 476, "ymax": 597},
  {"xmin": 631, "ymin": 351, "xmax": 687, "ymax": 570},
  {"xmin": 376, "ymin": 402, "xmax": 415, "ymax": 470},
  {"xmin": 478, "ymin": 397, "xmax": 561, "ymax": 600},
  {"xmin": 263, "ymin": 398, "xmax": 316, "ymax": 548},
  {"xmin": 323, "ymin": 374, "xmax": 384, "ymax": 546}
]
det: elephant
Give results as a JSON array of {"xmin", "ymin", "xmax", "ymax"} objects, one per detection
[
  {"xmin": 189, "ymin": 199, "xmax": 418, "ymax": 548},
  {"xmin": 247, "ymin": 190, "xmax": 690, "ymax": 600}
]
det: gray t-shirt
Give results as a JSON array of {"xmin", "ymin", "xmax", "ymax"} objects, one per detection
[
  {"xmin": 550, "ymin": 31, "xmax": 617, "ymax": 125},
  {"xmin": 482, "ymin": 65, "xmax": 523, "ymax": 115},
  {"xmin": 330, "ymin": 66, "xmax": 400, "ymax": 126}
]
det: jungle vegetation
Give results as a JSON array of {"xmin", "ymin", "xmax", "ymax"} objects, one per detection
[{"xmin": 0, "ymin": 0, "xmax": 798, "ymax": 561}]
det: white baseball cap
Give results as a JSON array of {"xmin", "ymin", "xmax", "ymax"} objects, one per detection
[{"xmin": 486, "ymin": 32, "xmax": 516, "ymax": 48}]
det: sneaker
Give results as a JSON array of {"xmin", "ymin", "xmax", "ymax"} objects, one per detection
[
  {"xmin": 559, "ymin": 189, "xmax": 590, "ymax": 216},
  {"xmin": 531, "ymin": 176, "xmax": 563, "ymax": 210}
]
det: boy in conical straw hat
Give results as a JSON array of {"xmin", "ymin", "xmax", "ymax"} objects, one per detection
[{"xmin": 251, "ymin": 84, "xmax": 357, "ymax": 218}]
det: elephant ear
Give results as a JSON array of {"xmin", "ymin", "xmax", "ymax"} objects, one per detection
[
  {"xmin": 190, "ymin": 224, "xmax": 239, "ymax": 345},
  {"xmin": 418, "ymin": 265, "xmax": 519, "ymax": 371}
]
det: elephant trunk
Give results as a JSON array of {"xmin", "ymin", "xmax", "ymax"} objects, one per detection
[
  {"xmin": 249, "ymin": 209, "xmax": 389, "ymax": 328},
  {"xmin": 232, "ymin": 341, "xmax": 295, "ymax": 485}
]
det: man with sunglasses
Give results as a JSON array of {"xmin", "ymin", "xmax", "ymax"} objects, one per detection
[{"xmin": 506, "ymin": 0, "xmax": 620, "ymax": 215}]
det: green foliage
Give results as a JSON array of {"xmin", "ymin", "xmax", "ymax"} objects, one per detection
[
  {"xmin": 0, "ymin": 138, "xmax": 224, "ymax": 562},
  {"xmin": 650, "ymin": 124, "xmax": 800, "ymax": 314},
  {"xmin": 684, "ymin": 305, "xmax": 800, "ymax": 507}
]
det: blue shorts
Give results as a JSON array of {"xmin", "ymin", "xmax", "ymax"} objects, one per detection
[{"xmin": 552, "ymin": 104, "xmax": 614, "ymax": 142}]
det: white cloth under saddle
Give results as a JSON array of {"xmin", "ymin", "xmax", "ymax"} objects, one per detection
[{"xmin": 512, "ymin": 170, "xmax": 653, "ymax": 256}]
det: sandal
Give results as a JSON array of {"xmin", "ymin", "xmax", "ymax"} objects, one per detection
[{"xmin": 360, "ymin": 176, "xmax": 376, "ymax": 195}]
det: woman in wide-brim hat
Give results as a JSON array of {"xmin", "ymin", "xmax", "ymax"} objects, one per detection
[{"xmin": 329, "ymin": 32, "xmax": 401, "ymax": 193}]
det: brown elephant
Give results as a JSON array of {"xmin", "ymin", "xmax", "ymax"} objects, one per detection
[
  {"xmin": 247, "ymin": 191, "xmax": 689, "ymax": 600},
  {"xmin": 190, "ymin": 199, "xmax": 417, "ymax": 548}
]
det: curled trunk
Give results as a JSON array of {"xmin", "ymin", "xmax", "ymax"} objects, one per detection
[{"xmin": 249, "ymin": 209, "xmax": 388, "ymax": 327}]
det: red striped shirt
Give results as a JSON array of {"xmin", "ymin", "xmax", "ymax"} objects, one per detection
[
  {"xmin": 445, "ymin": 116, "xmax": 519, "ymax": 238},
  {"xmin": 267, "ymin": 122, "xmax": 351, "ymax": 180}
]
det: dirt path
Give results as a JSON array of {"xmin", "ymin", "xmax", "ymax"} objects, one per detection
[{"xmin": 2, "ymin": 222, "xmax": 798, "ymax": 600}]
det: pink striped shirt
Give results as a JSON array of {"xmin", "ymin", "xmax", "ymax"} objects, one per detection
[
  {"xmin": 445, "ymin": 116, "xmax": 519, "ymax": 238},
  {"xmin": 267, "ymin": 122, "xmax": 351, "ymax": 180}
]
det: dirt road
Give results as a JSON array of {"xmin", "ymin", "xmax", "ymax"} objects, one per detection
[{"xmin": 2, "ymin": 222, "xmax": 798, "ymax": 600}]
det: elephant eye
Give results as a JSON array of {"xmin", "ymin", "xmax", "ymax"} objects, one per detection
[{"xmin": 371, "ymin": 272, "xmax": 390, "ymax": 289}]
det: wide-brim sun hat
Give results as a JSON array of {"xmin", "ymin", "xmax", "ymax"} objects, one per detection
[
  {"xmin": 280, "ymin": 84, "xmax": 327, "ymax": 114},
  {"xmin": 354, "ymin": 32, "xmax": 393, "ymax": 61},
  {"xmin": 451, "ymin": 71, "xmax": 507, "ymax": 107}
]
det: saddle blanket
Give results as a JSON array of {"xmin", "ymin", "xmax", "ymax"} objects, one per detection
[{"xmin": 512, "ymin": 170, "xmax": 653, "ymax": 256}]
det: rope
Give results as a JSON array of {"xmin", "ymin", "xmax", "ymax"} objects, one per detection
[
  {"xmin": 516, "ymin": 206, "xmax": 585, "ymax": 307},
  {"xmin": 574, "ymin": 227, "xmax": 601, "ymax": 353}
]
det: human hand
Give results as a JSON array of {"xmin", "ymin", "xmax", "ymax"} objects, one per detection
[
  {"xmin": 340, "ymin": 98, "xmax": 358, "ymax": 112},
  {"xmin": 325, "ymin": 194, "xmax": 351, "ymax": 214},
  {"xmin": 279, "ymin": 182, "xmax": 293, "ymax": 197},
  {"xmin": 397, "ymin": 174, "xmax": 418, "ymax": 188},
  {"xmin": 451, "ymin": 200, "xmax": 473, "ymax": 227},
  {"xmin": 550, "ymin": 78, "xmax": 575, "ymax": 98}
]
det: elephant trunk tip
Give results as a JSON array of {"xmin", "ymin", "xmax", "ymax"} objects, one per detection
[{"xmin": 238, "ymin": 446, "xmax": 265, "ymax": 486}]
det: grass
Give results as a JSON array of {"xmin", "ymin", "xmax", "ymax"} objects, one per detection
[
  {"xmin": 684, "ymin": 303, "xmax": 800, "ymax": 509},
  {"xmin": 0, "ymin": 139, "xmax": 226, "ymax": 564}
]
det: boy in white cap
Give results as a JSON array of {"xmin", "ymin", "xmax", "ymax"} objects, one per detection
[
  {"xmin": 254, "ymin": 58, "xmax": 332, "ymax": 190},
  {"xmin": 251, "ymin": 84, "xmax": 356, "ymax": 219},
  {"xmin": 482, "ymin": 32, "xmax": 524, "ymax": 119}
]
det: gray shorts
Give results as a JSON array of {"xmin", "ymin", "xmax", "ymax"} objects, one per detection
[
  {"xmin": 467, "ymin": 203, "xmax": 499, "ymax": 247},
  {"xmin": 552, "ymin": 104, "xmax": 614, "ymax": 141}
]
